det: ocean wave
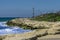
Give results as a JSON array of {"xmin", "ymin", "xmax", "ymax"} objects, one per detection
[{"xmin": 0, "ymin": 22, "xmax": 31, "ymax": 35}]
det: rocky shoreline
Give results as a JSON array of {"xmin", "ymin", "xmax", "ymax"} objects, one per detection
[
  {"xmin": 6, "ymin": 18, "xmax": 55, "ymax": 29},
  {"xmin": 1, "ymin": 18, "xmax": 60, "ymax": 40}
]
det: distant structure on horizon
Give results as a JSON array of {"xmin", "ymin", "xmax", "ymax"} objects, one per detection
[{"xmin": 32, "ymin": 8, "xmax": 35, "ymax": 18}]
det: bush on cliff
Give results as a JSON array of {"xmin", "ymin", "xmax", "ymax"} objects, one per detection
[{"xmin": 31, "ymin": 11, "xmax": 60, "ymax": 22}]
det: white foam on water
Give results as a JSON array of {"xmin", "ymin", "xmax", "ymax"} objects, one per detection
[
  {"xmin": 5, "ymin": 29, "xmax": 13, "ymax": 32},
  {"xmin": 0, "ymin": 22, "xmax": 32, "ymax": 35},
  {"xmin": 0, "ymin": 22, "xmax": 8, "ymax": 27}
]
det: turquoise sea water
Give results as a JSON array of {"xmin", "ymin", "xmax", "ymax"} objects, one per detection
[
  {"xmin": 0, "ymin": 17, "xmax": 17, "ymax": 21},
  {"xmin": 0, "ymin": 17, "xmax": 31, "ymax": 35}
]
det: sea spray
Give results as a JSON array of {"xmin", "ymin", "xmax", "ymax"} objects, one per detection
[{"xmin": 0, "ymin": 22, "xmax": 32, "ymax": 35}]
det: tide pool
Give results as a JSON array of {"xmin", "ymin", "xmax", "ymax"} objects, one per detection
[{"xmin": 0, "ymin": 22, "xmax": 31, "ymax": 35}]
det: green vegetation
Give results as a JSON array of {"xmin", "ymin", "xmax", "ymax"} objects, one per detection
[
  {"xmin": 6, "ymin": 11, "xmax": 60, "ymax": 30},
  {"xmin": 31, "ymin": 12, "xmax": 60, "ymax": 22}
]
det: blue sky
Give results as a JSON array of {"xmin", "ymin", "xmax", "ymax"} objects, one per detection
[{"xmin": 0, "ymin": 0, "xmax": 60, "ymax": 17}]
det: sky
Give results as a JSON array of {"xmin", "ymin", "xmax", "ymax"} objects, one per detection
[{"xmin": 0, "ymin": 0, "xmax": 60, "ymax": 17}]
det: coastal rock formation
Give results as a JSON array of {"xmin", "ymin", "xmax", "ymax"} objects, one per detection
[
  {"xmin": 7, "ymin": 18, "xmax": 55, "ymax": 29},
  {"xmin": 2, "ymin": 29, "xmax": 60, "ymax": 40},
  {"xmin": 2, "ymin": 29, "xmax": 47, "ymax": 40},
  {"xmin": 6, "ymin": 18, "xmax": 60, "ymax": 35},
  {"xmin": 37, "ymin": 35, "xmax": 60, "ymax": 40},
  {"xmin": 2, "ymin": 18, "xmax": 60, "ymax": 40}
]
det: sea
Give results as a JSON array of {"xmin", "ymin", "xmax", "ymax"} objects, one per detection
[{"xmin": 0, "ymin": 17, "xmax": 31, "ymax": 35}]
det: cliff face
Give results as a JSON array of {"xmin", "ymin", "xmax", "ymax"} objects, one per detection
[{"xmin": 2, "ymin": 18, "xmax": 60, "ymax": 40}]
